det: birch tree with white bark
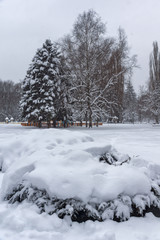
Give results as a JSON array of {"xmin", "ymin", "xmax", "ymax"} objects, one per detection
[{"xmin": 61, "ymin": 10, "xmax": 136, "ymax": 126}]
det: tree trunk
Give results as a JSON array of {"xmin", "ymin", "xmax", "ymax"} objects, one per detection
[
  {"xmin": 85, "ymin": 112, "xmax": 88, "ymax": 127},
  {"xmin": 155, "ymin": 115, "xmax": 159, "ymax": 124},
  {"xmin": 38, "ymin": 121, "xmax": 41, "ymax": 128},
  {"xmin": 96, "ymin": 119, "xmax": 98, "ymax": 127},
  {"xmin": 53, "ymin": 118, "xmax": 56, "ymax": 128},
  {"xmin": 47, "ymin": 120, "xmax": 51, "ymax": 128},
  {"xmin": 89, "ymin": 110, "xmax": 92, "ymax": 128}
]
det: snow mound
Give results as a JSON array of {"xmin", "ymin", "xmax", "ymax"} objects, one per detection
[{"xmin": 1, "ymin": 129, "xmax": 160, "ymax": 222}]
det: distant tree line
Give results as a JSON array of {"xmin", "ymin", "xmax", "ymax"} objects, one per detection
[
  {"xmin": 122, "ymin": 41, "xmax": 160, "ymax": 124},
  {"xmin": 0, "ymin": 79, "xmax": 21, "ymax": 121}
]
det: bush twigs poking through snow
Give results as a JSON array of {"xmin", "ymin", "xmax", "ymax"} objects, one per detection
[{"xmin": 99, "ymin": 151, "xmax": 131, "ymax": 165}]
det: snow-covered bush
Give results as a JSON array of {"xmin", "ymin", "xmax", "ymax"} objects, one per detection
[
  {"xmin": 1, "ymin": 129, "xmax": 160, "ymax": 222},
  {"xmin": 99, "ymin": 151, "xmax": 130, "ymax": 165}
]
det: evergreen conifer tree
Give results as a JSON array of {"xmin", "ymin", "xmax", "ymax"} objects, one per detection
[
  {"xmin": 21, "ymin": 39, "xmax": 62, "ymax": 127},
  {"xmin": 21, "ymin": 68, "xmax": 33, "ymax": 121}
]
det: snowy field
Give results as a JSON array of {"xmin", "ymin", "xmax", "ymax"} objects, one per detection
[
  {"xmin": 70, "ymin": 123, "xmax": 160, "ymax": 164},
  {"xmin": 0, "ymin": 123, "xmax": 159, "ymax": 240}
]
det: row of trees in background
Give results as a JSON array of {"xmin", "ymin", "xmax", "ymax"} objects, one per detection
[
  {"xmin": 0, "ymin": 76, "xmax": 146, "ymax": 124},
  {"xmin": 0, "ymin": 80, "xmax": 21, "ymax": 121}
]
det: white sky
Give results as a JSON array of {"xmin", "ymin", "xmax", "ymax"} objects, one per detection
[{"xmin": 0, "ymin": 0, "xmax": 160, "ymax": 92}]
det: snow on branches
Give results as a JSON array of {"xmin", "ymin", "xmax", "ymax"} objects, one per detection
[{"xmin": 21, "ymin": 40, "xmax": 62, "ymax": 127}]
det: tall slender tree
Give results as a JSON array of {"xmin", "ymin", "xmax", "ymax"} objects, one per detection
[
  {"xmin": 137, "ymin": 86, "xmax": 150, "ymax": 123},
  {"xmin": 147, "ymin": 41, "xmax": 160, "ymax": 123},
  {"xmin": 123, "ymin": 80, "xmax": 137, "ymax": 123},
  {"xmin": 61, "ymin": 10, "xmax": 108, "ymax": 126},
  {"xmin": 110, "ymin": 28, "xmax": 132, "ymax": 122}
]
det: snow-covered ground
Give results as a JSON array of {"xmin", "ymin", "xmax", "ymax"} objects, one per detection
[
  {"xmin": 70, "ymin": 123, "xmax": 160, "ymax": 165},
  {"xmin": 0, "ymin": 123, "xmax": 159, "ymax": 240}
]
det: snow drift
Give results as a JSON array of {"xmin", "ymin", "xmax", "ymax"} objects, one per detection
[{"xmin": 1, "ymin": 128, "xmax": 160, "ymax": 222}]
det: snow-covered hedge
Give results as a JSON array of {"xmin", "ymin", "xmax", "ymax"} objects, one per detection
[{"xmin": 1, "ymin": 129, "xmax": 160, "ymax": 222}]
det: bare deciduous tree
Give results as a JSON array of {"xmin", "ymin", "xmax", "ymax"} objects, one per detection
[{"xmin": 60, "ymin": 10, "xmax": 136, "ymax": 126}]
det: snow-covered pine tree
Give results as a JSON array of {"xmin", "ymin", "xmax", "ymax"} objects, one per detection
[
  {"xmin": 123, "ymin": 80, "xmax": 137, "ymax": 123},
  {"xmin": 21, "ymin": 39, "xmax": 62, "ymax": 127},
  {"xmin": 21, "ymin": 68, "xmax": 33, "ymax": 121}
]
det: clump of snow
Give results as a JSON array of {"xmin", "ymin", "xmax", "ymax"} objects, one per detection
[{"xmin": 0, "ymin": 128, "xmax": 160, "ymax": 222}]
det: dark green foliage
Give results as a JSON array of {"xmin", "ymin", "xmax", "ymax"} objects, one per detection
[
  {"xmin": 5, "ymin": 177, "xmax": 160, "ymax": 223},
  {"xmin": 21, "ymin": 40, "xmax": 62, "ymax": 125}
]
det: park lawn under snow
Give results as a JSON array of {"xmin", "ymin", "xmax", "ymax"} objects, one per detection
[{"xmin": 0, "ymin": 123, "xmax": 159, "ymax": 239}]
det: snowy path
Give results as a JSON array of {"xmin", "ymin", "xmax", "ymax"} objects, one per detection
[{"xmin": 0, "ymin": 123, "xmax": 159, "ymax": 240}]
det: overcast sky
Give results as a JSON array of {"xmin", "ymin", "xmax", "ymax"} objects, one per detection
[{"xmin": 1, "ymin": 0, "xmax": 160, "ymax": 92}]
